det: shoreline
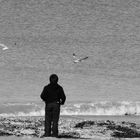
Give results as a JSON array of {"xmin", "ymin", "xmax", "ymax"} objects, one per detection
[{"xmin": 0, "ymin": 115, "xmax": 139, "ymax": 139}]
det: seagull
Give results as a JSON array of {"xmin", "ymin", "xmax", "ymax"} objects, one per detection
[
  {"xmin": 0, "ymin": 43, "xmax": 9, "ymax": 50},
  {"xmin": 73, "ymin": 53, "xmax": 88, "ymax": 63}
]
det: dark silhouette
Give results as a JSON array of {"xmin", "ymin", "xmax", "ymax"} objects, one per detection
[{"xmin": 40, "ymin": 74, "xmax": 66, "ymax": 137}]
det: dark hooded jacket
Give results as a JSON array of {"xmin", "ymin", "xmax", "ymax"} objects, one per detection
[{"xmin": 40, "ymin": 83, "xmax": 66, "ymax": 105}]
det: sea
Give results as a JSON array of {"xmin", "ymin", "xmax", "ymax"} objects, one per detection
[
  {"xmin": 0, "ymin": 73, "xmax": 140, "ymax": 118},
  {"xmin": 0, "ymin": 0, "xmax": 140, "ymax": 123},
  {"xmin": 0, "ymin": 100, "xmax": 140, "ymax": 117}
]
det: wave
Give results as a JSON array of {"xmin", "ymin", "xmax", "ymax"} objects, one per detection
[
  {"xmin": 0, "ymin": 101, "xmax": 140, "ymax": 117},
  {"xmin": 61, "ymin": 101, "xmax": 140, "ymax": 116}
]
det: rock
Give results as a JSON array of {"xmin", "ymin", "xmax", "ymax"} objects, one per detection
[
  {"xmin": 74, "ymin": 121, "xmax": 95, "ymax": 128},
  {"xmin": 112, "ymin": 130, "xmax": 140, "ymax": 138},
  {"xmin": 0, "ymin": 129, "xmax": 13, "ymax": 136},
  {"xmin": 59, "ymin": 132, "xmax": 80, "ymax": 138}
]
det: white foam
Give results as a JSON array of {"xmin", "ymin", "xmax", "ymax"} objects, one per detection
[{"xmin": 0, "ymin": 101, "xmax": 140, "ymax": 117}]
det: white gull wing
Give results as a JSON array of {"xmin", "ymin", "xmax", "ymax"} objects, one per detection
[
  {"xmin": 73, "ymin": 53, "xmax": 88, "ymax": 63},
  {"xmin": 0, "ymin": 43, "xmax": 8, "ymax": 50}
]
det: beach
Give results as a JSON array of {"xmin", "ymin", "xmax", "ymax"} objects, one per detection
[
  {"xmin": 0, "ymin": 115, "xmax": 140, "ymax": 140},
  {"xmin": 0, "ymin": 0, "xmax": 140, "ymax": 139}
]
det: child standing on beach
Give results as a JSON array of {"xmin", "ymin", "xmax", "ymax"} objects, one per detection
[{"xmin": 40, "ymin": 74, "xmax": 66, "ymax": 137}]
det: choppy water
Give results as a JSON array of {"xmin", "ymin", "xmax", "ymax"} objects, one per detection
[{"xmin": 0, "ymin": 101, "xmax": 140, "ymax": 117}]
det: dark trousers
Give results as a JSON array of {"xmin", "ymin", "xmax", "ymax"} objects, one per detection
[{"xmin": 45, "ymin": 102, "xmax": 60, "ymax": 136}]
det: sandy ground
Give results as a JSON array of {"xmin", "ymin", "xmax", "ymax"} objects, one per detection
[{"xmin": 0, "ymin": 136, "xmax": 140, "ymax": 140}]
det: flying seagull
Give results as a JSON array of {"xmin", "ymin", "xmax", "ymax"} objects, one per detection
[
  {"xmin": 73, "ymin": 53, "xmax": 88, "ymax": 63},
  {"xmin": 0, "ymin": 43, "xmax": 8, "ymax": 50}
]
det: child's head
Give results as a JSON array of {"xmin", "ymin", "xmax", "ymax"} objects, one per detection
[{"xmin": 49, "ymin": 74, "xmax": 58, "ymax": 84}]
